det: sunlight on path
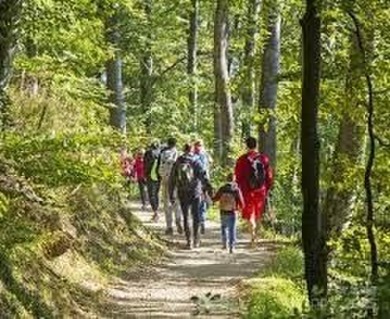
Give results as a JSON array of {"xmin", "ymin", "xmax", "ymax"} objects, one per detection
[{"xmin": 101, "ymin": 202, "xmax": 274, "ymax": 318}]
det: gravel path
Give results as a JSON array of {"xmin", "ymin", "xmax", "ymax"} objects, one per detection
[{"xmin": 101, "ymin": 202, "xmax": 274, "ymax": 318}]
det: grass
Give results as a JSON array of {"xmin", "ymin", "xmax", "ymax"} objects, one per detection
[
  {"xmin": 242, "ymin": 277, "xmax": 305, "ymax": 319},
  {"xmin": 240, "ymin": 246, "xmax": 307, "ymax": 319}
]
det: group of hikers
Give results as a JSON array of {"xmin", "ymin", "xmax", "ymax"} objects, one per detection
[{"xmin": 120, "ymin": 136, "xmax": 273, "ymax": 253}]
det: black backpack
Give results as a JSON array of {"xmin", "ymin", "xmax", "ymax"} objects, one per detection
[
  {"xmin": 177, "ymin": 157, "xmax": 195, "ymax": 190},
  {"xmin": 247, "ymin": 154, "xmax": 266, "ymax": 190}
]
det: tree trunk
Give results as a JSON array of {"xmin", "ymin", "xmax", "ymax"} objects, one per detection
[
  {"xmin": 0, "ymin": 0, "xmax": 22, "ymax": 129},
  {"xmin": 241, "ymin": 0, "xmax": 261, "ymax": 138},
  {"xmin": 187, "ymin": 0, "xmax": 199, "ymax": 132},
  {"xmin": 214, "ymin": 0, "xmax": 233, "ymax": 166},
  {"xmin": 105, "ymin": 11, "xmax": 126, "ymax": 133},
  {"xmin": 227, "ymin": 16, "xmax": 240, "ymax": 79},
  {"xmin": 140, "ymin": 0, "xmax": 153, "ymax": 134},
  {"xmin": 24, "ymin": 37, "xmax": 39, "ymax": 96},
  {"xmin": 106, "ymin": 54, "xmax": 126, "ymax": 133},
  {"xmin": 324, "ymin": 32, "xmax": 364, "ymax": 240},
  {"xmin": 258, "ymin": 8, "xmax": 281, "ymax": 170},
  {"xmin": 301, "ymin": 0, "xmax": 327, "ymax": 306}
]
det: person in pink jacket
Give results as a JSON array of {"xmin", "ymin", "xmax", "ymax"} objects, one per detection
[{"xmin": 133, "ymin": 149, "xmax": 147, "ymax": 210}]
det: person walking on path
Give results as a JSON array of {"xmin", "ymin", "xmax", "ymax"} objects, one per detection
[
  {"xmin": 144, "ymin": 142, "xmax": 161, "ymax": 222},
  {"xmin": 169, "ymin": 143, "xmax": 213, "ymax": 249},
  {"xmin": 213, "ymin": 173, "xmax": 244, "ymax": 254},
  {"xmin": 234, "ymin": 136, "xmax": 273, "ymax": 246},
  {"xmin": 158, "ymin": 137, "xmax": 182, "ymax": 235},
  {"xmin": 120, "ymin": 148, "xmax": 135, "ymax": 193},
  {"xmin": 133, "ymin": 148, "xmax": 147, "ymax": 210},
  {"xmin": 193, "ymin": 140, "xmax": 212, "ymax": 234}
]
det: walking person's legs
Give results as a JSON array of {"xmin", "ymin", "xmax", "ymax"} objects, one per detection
[
  {"xmin": 147, "ymin": 179, "xmax": 160, "ymax": 221},
  {"xmin": 198, "ymin": 199, "xmax": 207, "ymax": 234},
  {"xmin": 173, "ymin": 191, "xmax": 183, "ymax": 234},
  {"xmin": 228, "ymin": 212, "xmax": 237, "ymax": 253},
  {"xmin": 220, "ymin": 213, "xmax": 228, "ymax": 249},
  {"xmin": 253, "ymin": 195, "xmax": 267, "ymax": 241},
  {"xmin": 138, "ymin": 180, "xmax": 147, "ymax": 209},
  {"xmin": 162, "ymin": 179, "xmax": 173, "ymax": 234},
  {"xmin": 243, "ymin": 194, "xmax": 257, "ymax": 247},
  {"xmin": 179, "ymin": 198, "xmax": 191, "ymax": 249},
  {"xmin": 146, "ymin": 179, "xmax": 153, "ymax": 207},
  {"xmin": 191, "ymin": 197, "xmax": 201, "ymax": 247}
]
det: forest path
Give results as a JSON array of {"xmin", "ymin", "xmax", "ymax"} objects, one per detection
[{"xmin": 101, "ymin": 201, "xmax": 274, "ymax": 318}]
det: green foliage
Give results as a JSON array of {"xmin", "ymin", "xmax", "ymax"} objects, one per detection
[
  {"xmin": 244, "ymin": 277, "xmax": 305, "ymax": 319},
  {"xmin": 69, "ymin": 184, "xmax": 164, "ymax": 273},
  {"xmin": 0, "ymin": 0, "xmax": 389, "ymax": 316},
  {"xmin": 0, "ymin": 192, "xmax": 8, "ymax": 218},
  {"xmin": 261, "ymin": 246, "xmax": 304, "ymax": 280},
  {"xmin": 243, "ymin": 247, "xmax": 306, "ymax": 318},
  {"xmin": 1, "ymin": 132, "xmax": 123, "ymax": 187},
  {"xmin": 0, "ymin": 163, "xmax": 163, "ymax": 316}
]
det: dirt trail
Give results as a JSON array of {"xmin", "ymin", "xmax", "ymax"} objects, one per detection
[{"xmin": 101, "ymin": 202, "xmax": 274, "ymax": 318}]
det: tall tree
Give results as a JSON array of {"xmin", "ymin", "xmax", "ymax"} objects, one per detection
[
  {"xmin": 140, "ymin": 0, "xmax": 153, "ymax": 134},
  {"xmin": 324, "ymin": 32, "xmax": 364, "ymax": 240},
  {"xmin": 214, "ymin": 0, "xmax": 233, "ymax": 165},
  {"xmin": 258, "ymin": 4, "xmax": 281, "ymax": 169},
  {"xmin": 187, "ymin": 0, "xmax": 199, "ymax": 131},
  {"xmin": 0, "ymin": 0, "xmax": 22, "ymax": 129},
  {"xmin": 300, "ymin": 0, "xmax": 327, "ymax": 305},
  {"xmin": 105, "ymin": 10, "xmax": 126, "ymax": 134},
  {"xmin": 241, "ymin": 0, "xmax": 261, "ymax": 137}
]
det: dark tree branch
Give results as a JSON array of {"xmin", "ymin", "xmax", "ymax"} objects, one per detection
[
  {"xmin": 152, "ymin": 50, "xmax": 211, "ymax": 86},
  {"xmin": 155, "ymin": 56, "xmax": 187, "ymax": 81},
  {"xmin": 374, "ymin": 135, "xmax": 390, "ymax": 148},
  {"xmin": 348, "ymin": 9, "xmax": 379, "ymax": 292}
]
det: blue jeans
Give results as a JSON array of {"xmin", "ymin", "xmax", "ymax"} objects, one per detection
[
  {"xmin": 220, "ymin": 211, "xmax": 237, "ymax": 249},
  {"xmin": 199, "ymin": 199, "xmax": 207, "ymax": 225}
]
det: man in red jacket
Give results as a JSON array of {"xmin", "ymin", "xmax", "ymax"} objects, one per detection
[{"xmin": 234, "ymin": 136, "xmax": 273, "ymax": 246}]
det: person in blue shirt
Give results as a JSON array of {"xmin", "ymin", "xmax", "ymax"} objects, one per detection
[{"xmin": 193, "ymin": 140, "xmax": 212, "ymax": 234}]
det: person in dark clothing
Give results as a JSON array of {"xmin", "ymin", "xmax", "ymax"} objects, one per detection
[
  {"xmin": 213, "ymin": 173, "xmax": 244, "ymax": 254},
  {"xmin": 144, "ymin": 142, "xmax": 161, "ymax": 221},
  {"xmin": 169, "ymin": 143, "xmax": 213, "ymax": 249}
]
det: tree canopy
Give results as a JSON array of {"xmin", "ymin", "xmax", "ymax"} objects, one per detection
[{"xmin": 0, "ymin": 0, "xmax": 389, "ymax": 317}]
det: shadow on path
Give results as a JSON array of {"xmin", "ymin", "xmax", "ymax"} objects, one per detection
[{"xmin": 101, "ymin": 202, "xmax": 275, "ymax": 318}]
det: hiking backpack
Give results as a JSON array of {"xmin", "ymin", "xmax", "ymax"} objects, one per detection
[
  {"xmin": 176, "ymin": 157, "xmax": 195, "ymax": 190},
  {"xmin": 219, "ymin": 189, "xmax": 237, "ymax": 211},
  {"xmin": 159, "ymin": 148, "xmax": 177, "ymax": 179},
  {"xmin": 247, "ymin": 154, "xmax": 266, "ymax": 190}
]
